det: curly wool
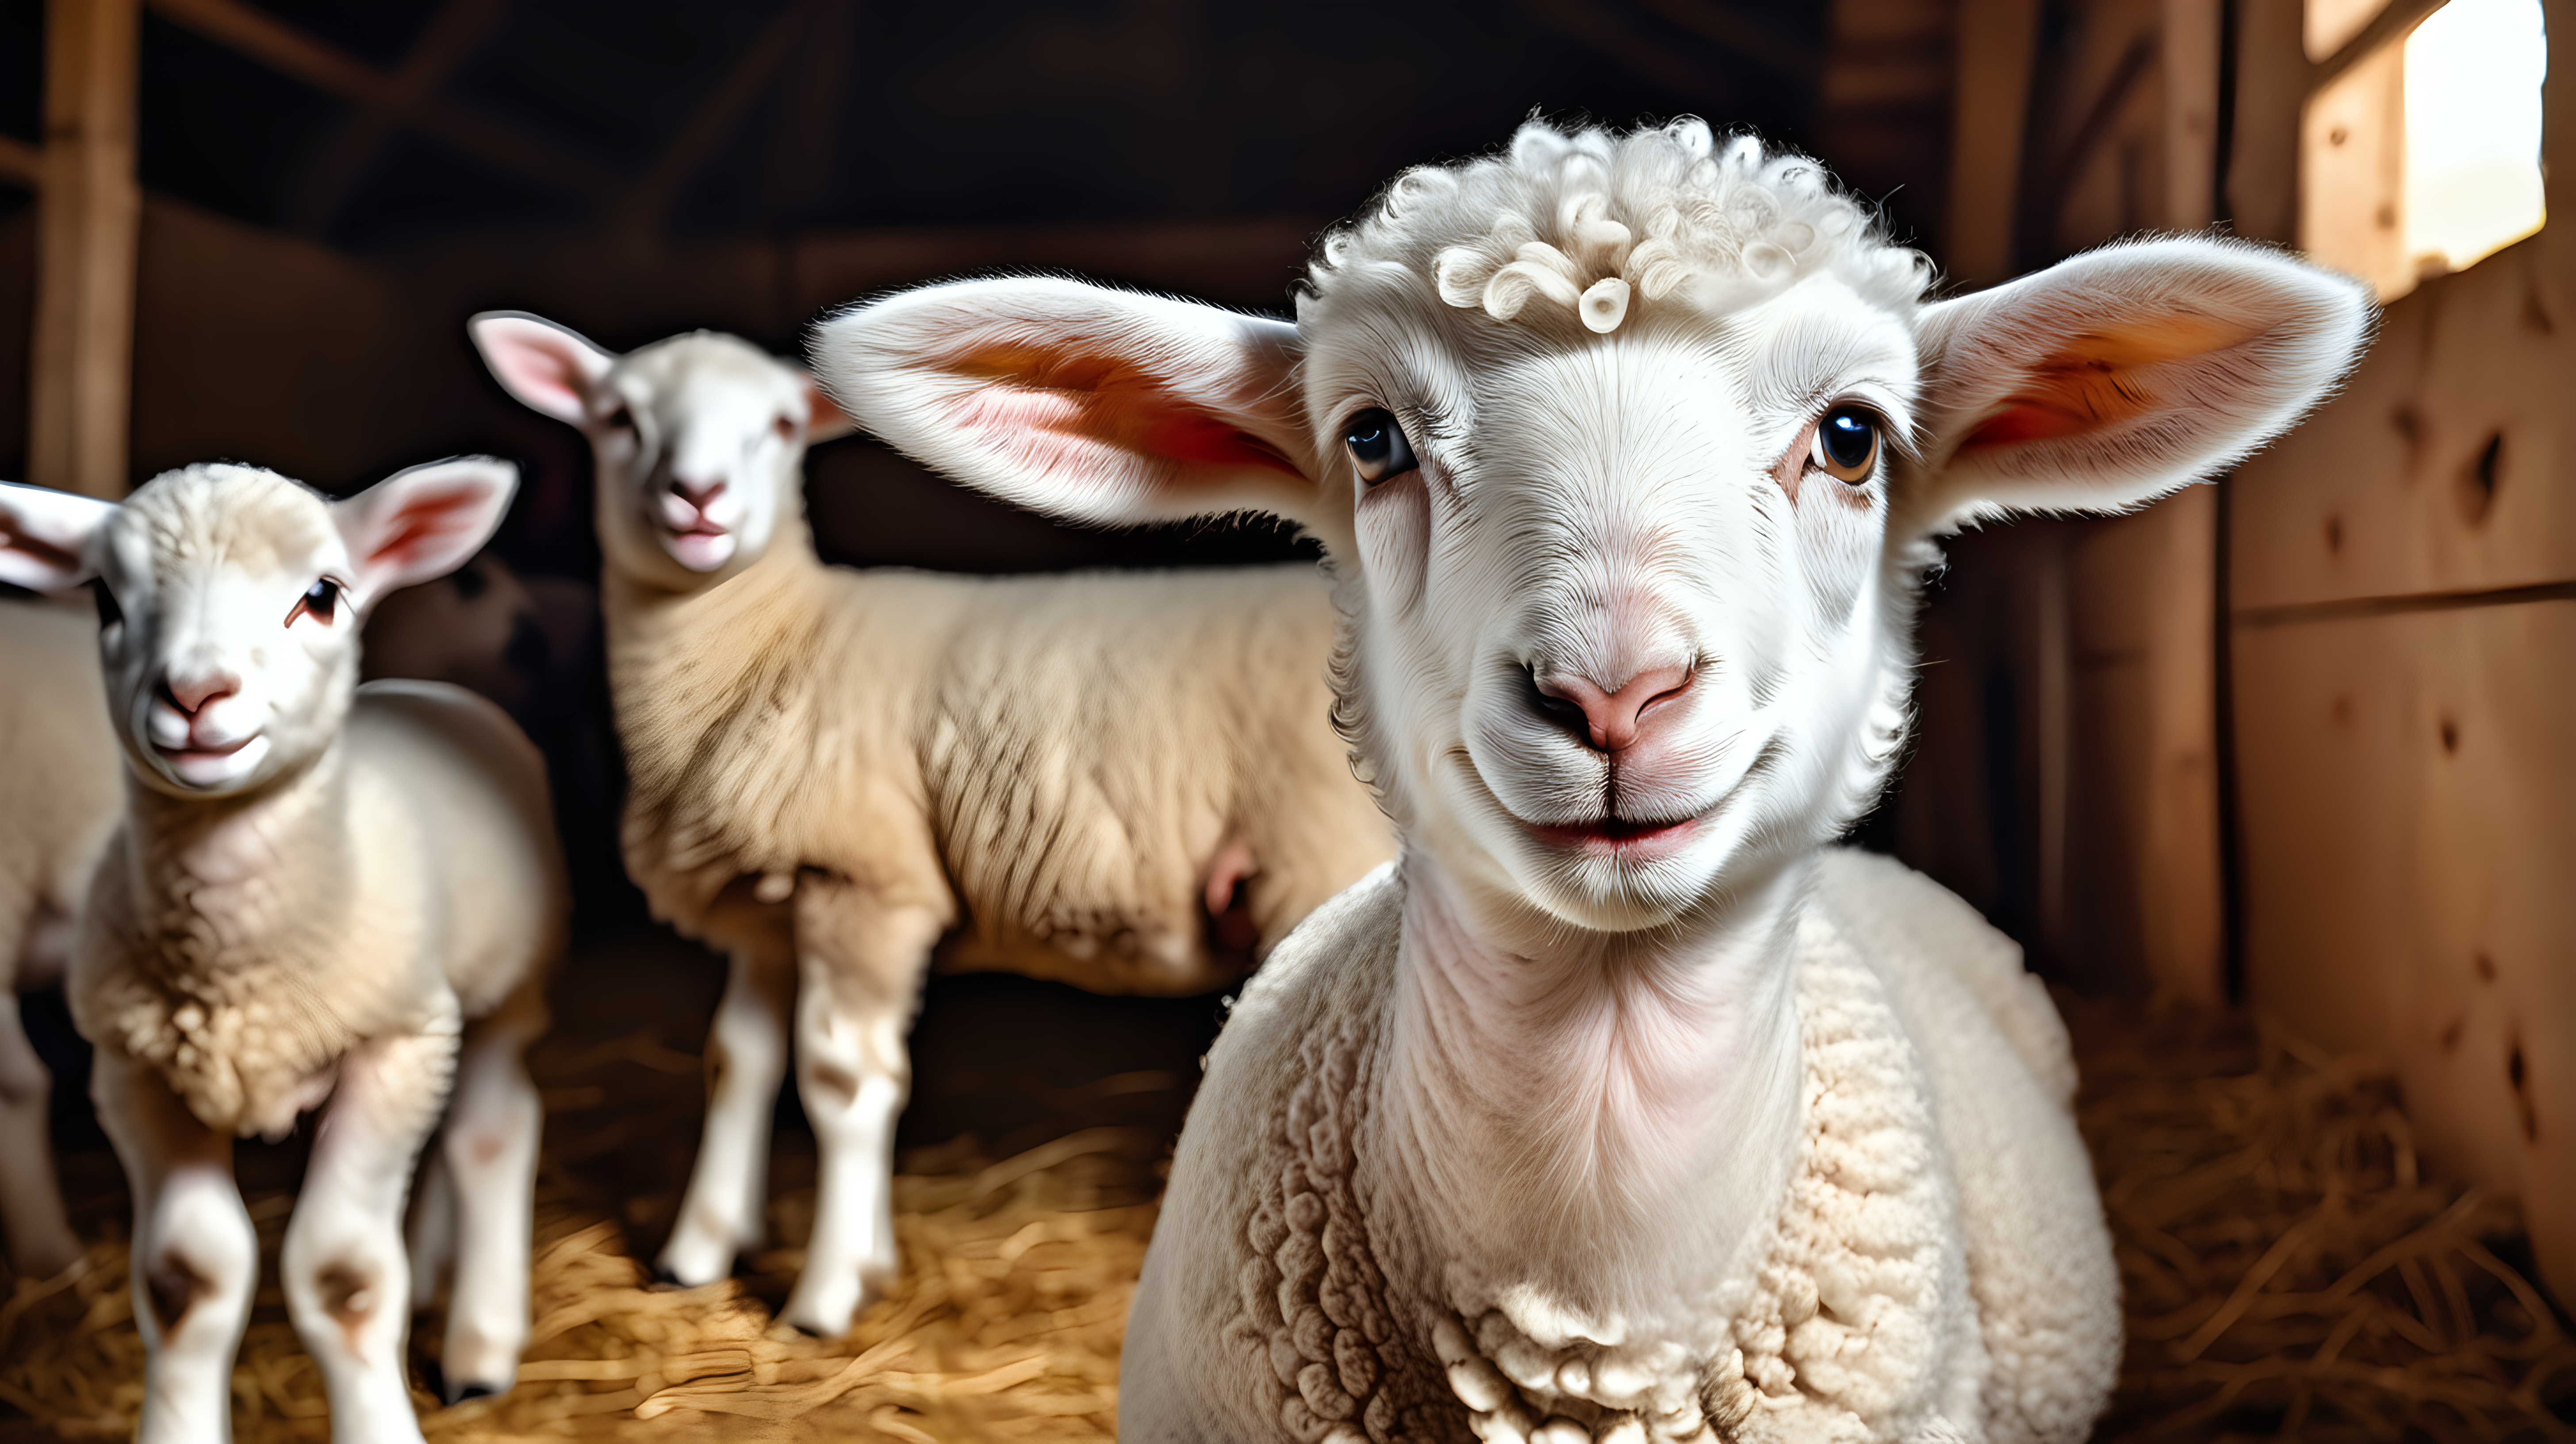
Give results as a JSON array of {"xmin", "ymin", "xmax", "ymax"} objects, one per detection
[{"xmin": 1307, "ymin": 120, "xmax": 1931, "ymax": 336}]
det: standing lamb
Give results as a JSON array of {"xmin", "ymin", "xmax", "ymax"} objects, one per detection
[
  {"xmin": 467, "ymin": 314, "xmax": 1393, "ymax": 1336},
  {"xmin": 817, "ymin": 120, "xmax": 2371, "ymax": 1443},
  {"xmin": 0, "ymin": 460, "xmax": 565, "ymax": 1444},
  {"xmin": 0, "ymin": 593, "xmax": 122, "ymax": 1282}
]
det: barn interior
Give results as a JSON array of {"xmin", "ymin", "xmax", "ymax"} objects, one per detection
[{"xmin": 1, "ymin": 0, "xmax": 2572, "ymax": 1439}]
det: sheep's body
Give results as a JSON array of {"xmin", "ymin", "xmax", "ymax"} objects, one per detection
[
  {"xmin": 610, "ymin": 544, "xmax": 1383, "ymax": 995},
  {"xmin": 0, "ymin": 461, "xmax": 562, "ymax": 1444},
  {"xmin": 472, "ymin": 313, "xmax": 1394, "ymax": 1333},
  {"xmin": 1126, "ymin": 849, "xmax": 2114, "ymax": 1444},
  {"xmin": 0, "ymin": 595, "xmax": 123, "ymax": 1278}
]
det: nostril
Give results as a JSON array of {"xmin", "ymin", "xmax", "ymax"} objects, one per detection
[
  {"xmin": 1520, "ymin": 666, "xmax": 1595, "ymax": 744},
  {"xmin": 1530, "ymin": 663, "xmax": 1694, "ymax": 753},
  {"xmin": 164, "ymin": 673, "xmax": 238, "ymax": 716},
  {"xmin": 672, "ymin": 476, "xmax": 725, "ymax": 507}
]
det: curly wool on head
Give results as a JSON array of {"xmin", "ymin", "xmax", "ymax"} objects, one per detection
[{"xmin": 1306, "ymin": 119, "xmax": 1932, "ymax": 334}]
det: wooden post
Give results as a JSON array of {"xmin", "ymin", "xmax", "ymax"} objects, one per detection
[
  {"xmin": 1944, "ymin": 0, "xmax": 2041, "ymax": 285},
  {"xmin": 29, "ymin": 0, "xmax": 141, "ymax": 499}
]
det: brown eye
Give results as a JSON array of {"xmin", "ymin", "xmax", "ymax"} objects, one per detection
[
  {"xmin": 288, "ymin": 578, "xmax": 340, "ymax": 627},
  {"xmin": 1342, "ymin": 408, "xmax": 1418, "ymax": 486},
  {"xmin": 772, "ymin": 414, "xmax": 797, "ymax": 442},
  {"xmin": 1809, "ymin": 407, "xmax": 1881, "ymax": 484}
]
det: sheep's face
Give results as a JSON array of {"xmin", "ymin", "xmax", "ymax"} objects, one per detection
[
  {"xmin": 469, "ymin": 317, "xmax": 850, "ymax": 592},
  {"xmin": 0, "ymin": 461, "xmax": 517, "ymax": 798},
  {"xmin": 1301, "ymin": 275, "xmax": 1919, "ymax": 930}
]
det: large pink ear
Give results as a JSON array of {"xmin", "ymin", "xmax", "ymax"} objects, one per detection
[
  {"xmin": 0, "ymin": 481, "xmax": 118, "ymax": 591},
  {"xmin": 469, "ymin": 311, "xmax": 618, "ymax": 426},
  {"xmin": 333, "ymin": 457, "xmax": 518, "ymax": 606},
  {"xmin": 809, "ymin": 277, "xmax": 1321, "ymax": 528},
  {"xmin": 1901, "ymin": 238, "xmax": 2372, "ymax": 536}
]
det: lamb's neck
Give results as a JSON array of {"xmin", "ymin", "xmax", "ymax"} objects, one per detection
[
  {"xmin": 1380, "ymin": 855, "xmax": 1809, "ymax": 1347},
  {"xmin": 116, "ymin": 745, "xmax": 358, "ymax": 987},
  {"xmin": 600, "ymin": 522, "xmax": 832, "ymax": 765}
]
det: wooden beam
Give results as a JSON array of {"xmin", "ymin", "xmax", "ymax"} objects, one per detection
[
  {"xmin": 1944, "ymin": 0, "xmax": 2041, "ymax": 284},
  {"xmin": 30, "ymin": 0, "xmax": 142, "ymax": 500},
  {"xmin": 145, "ymin": 0, "xmax": 618, "ymax": 202},
  {"xmin": 2309, "ymin": 0, "xmax": 2445, "ymax": 93},
  {"xmin": 0, "ymin": 132, "xmax": 42, "ymax": 188},
  {"xmin": 1634, "ymin": 0, "xmax": 1820, "ymax": 81},
  {"xmin": 1519, "ymin": 0, "xmax": 1747, "ymax": 107},
  {"xmin": 621, "ymin": 3, "xmax": 807, "ymax": 236},
  {"xmin": 286, "ymin": 0, "xmax": 512, "ymax": 235}
]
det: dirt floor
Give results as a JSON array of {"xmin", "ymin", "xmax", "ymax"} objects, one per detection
[{"xmin": 3, "ymin": 932, "xmax": 2571, "ymax": 1442}]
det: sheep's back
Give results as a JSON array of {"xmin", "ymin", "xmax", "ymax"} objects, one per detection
[{"xmin": 0, "ymin": 597, "xmax": 123, "ymax": 991}]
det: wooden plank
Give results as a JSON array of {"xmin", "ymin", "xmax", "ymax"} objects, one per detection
[
  {"xmin": 145, "ymin": 0, "xmax": 617, "ymax": 202},
  {"xmin": 2231, "ymin": 235, "xmax": 2576, "ymax": 611},
  {"xmin": 621, "ymin": 3, "xmax": 807, "ymax": 237},
  {"xmin": 1944, "ymin": 0, "xmax": 2041, "ymax": 285},
  {"xmin": 2224, "ymin": 0, "xmax": 2304, "ymax": 243},
  {"xmin": 286, "ymin": 0, "xmax": 512, "ymax": 235},
  {"xmin": 2066, "ymin": 486, "xmax": 2226, "ymax": 1003},
  {"xmin": 28, "ymin": 0, "xmax": 141, "ymax": 500},
  {"xmin": 2160, "ymin": 0, "xmax": 2221, "ymax": 228},
  {"xmin": 2232, "ymin": 599, "xmax": 2576, "ymax": 1306},
  {"xmin": 0, "ymin": 133, "xmax": 40, "ymax": 189},
  {"xmin": 2299, "ymin": 37, "xmax": 2409, "ymax": 297}
]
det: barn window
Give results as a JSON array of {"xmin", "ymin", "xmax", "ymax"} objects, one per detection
[{"xmin": 2301, "ymin": 0, "xmax": 2547, "ymax": 300}]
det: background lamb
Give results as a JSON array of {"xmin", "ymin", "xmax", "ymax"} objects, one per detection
[
  {"xmin": 0, "ymin": 459, "xmax": 566, "ymax": 1444},
  {"xmin": 468, "ymin": 314, "xmax": 1395, "ymax": 1337},
  {"xmin": 0, "ymin": 595, "xmax": 122, "ymax": 1283},
  {"xmin": 819, "ymin": 119, "xmax": 2371, "ymax": 1443}
]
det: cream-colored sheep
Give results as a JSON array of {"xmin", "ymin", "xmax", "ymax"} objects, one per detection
[
  {"xmin": 816, "ymin": 119, "xmax": 2371, "ymax": 1442},
  {"xmin": 469, "ymin": 314, "xmax": 1394, "ymax": 1337},
  {"xmin": 0, "ymin": 460, "xmax": 565, "ymax": 1444},
  {"xmin": 0, "ymin": 594, "xmax": 123, "ymax": 1280}
]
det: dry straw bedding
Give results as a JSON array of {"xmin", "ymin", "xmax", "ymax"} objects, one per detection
[{"xmin": 4, "ymin": 999, "xmax": 2572, "ymax": 1442}]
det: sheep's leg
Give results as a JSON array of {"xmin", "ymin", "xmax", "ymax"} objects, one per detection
[
  {"xmin": 780, "ymin": 886, "xmax": 941, "ymax": 1337},
  {"xmin": 93, "ymin": 1050, "xmax": 256, "ymax": 1444},
  {"xmin": 659, "ymin": 938, "xmax": 794, "ymax": 1287},
  {"xmin": 433, "ymin": 981, "xmax": 547, "ymax": 1402},
  {"xmin": 402, "ymin": 1143, "xmax": 454, "ymax": 1316},
  {"xmin": 0, "ymin": 988, "xmax": 83, "ymax": 1279},
  {"xmin": 283, "ymin": 1028, "xmax": 456, "ymax": 1444}
]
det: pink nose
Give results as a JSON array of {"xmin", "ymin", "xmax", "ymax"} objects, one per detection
[
  {"xmin": 165, "ymin": 670, "xmax": 239, "ymax": 715},
  {"xmin": 1533, "ymin": 663, "xmax": 1693, "ymax": 753},
  {"xmin": 672, "ymin": 476, "xmax": 725, "ymax": 508}
]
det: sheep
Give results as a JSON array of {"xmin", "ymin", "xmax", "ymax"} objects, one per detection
[
  {"xmin": 815, "ymin": 119, "xmax": 2372, "ymax": 1443},
  {"xmin": 0, "ymin": 459, "xmax": 565, "ymax": 1444},
  {"xmin": 0, "ymin": 592, "xmax": 123, "ymax": 1282},
  {"xmin": 466, "ymin": 312, "xmax": 1395, "ymax": 1337}
]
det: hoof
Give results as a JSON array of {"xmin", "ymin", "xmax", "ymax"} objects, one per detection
[
  {"xmin": 651, "ymin": 1264, "xmax": 687, "ymax": 1287},
  {"xmin": 419, "ymin": 1360, "xmax": 447, "ymax": 1402},
  {"xmin": 446, "ymin": 1381, "xmax": 500, "ymax": 1406}
]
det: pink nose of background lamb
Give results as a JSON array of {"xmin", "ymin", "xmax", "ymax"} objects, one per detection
[
  {"xmin": 1533, "ymin": 663, "xmax": 1693, "ymax": 753},
  {"xmin": 672, "ymin": 476, "xmax": 725, "ymax": 509},
  {"xmin": 165, "ymin": 668, "xmax": 240, "ymax": 715}
]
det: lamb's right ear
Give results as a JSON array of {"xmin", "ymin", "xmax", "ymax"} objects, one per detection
[
  {"xmin": 0, "ymin": 481, "xmax": 117, "ymax": 591},
  {"xmin": 469, "ymin": 311, "xmax": 617, "ymax": 426},
  {"xmin": 810, "ymin": 278, "xmax": 1322, "ymax": 529}
]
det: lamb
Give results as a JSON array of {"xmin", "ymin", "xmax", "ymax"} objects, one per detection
[
  {"xmin": 816, "ymin": 119, "xmax": 2371, "ymax": 1443},
  {"xmin": 0, "ymin": 593, "xmax": 123, "ymax": 1282},
  {"xmin": 466, "ymin": 314, "xmax": 1395, "ymax": 1336},
  {"xmin": 0, "ymin": 459, "xmax": 566, "ymax": 1444}
]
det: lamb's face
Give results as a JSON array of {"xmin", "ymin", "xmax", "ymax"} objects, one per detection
[
  {"xmin": 0, "ymin": 460, "xmax": 518, "ymax": 799},
  {"xmin": 590, "ymin": 336, "xmax": 818, "ymax": 588},
  {"xmin": 1303, "ymin": 275, "xmax": 1918, "ymax": 930},
  {"xmin": 89, "ymin": 468, "xmax": 362, "ymax": 795}
]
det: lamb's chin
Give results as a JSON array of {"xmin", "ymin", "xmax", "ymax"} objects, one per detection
[{"xmin": 667, "ymin": 530, "xmax": 737, "ymax": 571}]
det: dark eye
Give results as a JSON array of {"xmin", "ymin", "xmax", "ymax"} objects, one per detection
[
  {"xmin": 90, "ymin": 579, "xmax": 123, "ymax": 630},
  {"xmin": 1810, "ymin": 407, "xmax": 1882, "ymax": 484},
  {"xmin": 288, "ymin": 578, "xmax": 340, "ymax": 627},
  {"xmin": 600, "ymin": 403, "xmax": 634, "ymax": 431},
  {"xmin": 772, "ymin": 414, "xmax": 797, "ymax": 442},
  {"xmin": 1341, "ymin": 408, "xmax": 1419, "ymax": 486}
]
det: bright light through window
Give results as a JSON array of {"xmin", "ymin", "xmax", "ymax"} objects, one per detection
[{"xmin": 2404, "ymin": 0, "xmax": 2548, "ymax": 273}]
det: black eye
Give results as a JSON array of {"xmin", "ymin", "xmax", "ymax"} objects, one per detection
[
  {"xmin": 289, "ymin": 578, "xmax": 340, "ymax": 627},
  {"xmin": 90, "ymin": 579, "xmax": 122, "ymax": 630},
  {"xmin": 1341, "ymin": 408, "xmax": 1419, "ymax": 486},
  {"xmin": 601, "ymin": 403, "xmax": 634, "ymax": 431},
  {"xmin": 1810, "ymin": 407, "xmax": 1882, "ymax": 484}
]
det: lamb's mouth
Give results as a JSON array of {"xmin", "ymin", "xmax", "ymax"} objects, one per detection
[
  {"xmin": 659, "ymin": 517, "xmax": 737, "ymax": 571},
  {"xmin": 155, "ymin": 731, "xmax": 270, "ymax": 787},
  {"xmin": 1522, "ymin": 812, "xmax": 1702, "ymax": 861}
]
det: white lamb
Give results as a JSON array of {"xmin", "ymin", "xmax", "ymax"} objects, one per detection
[
  {"xmin": 818, "ymin": 120, "xmax": 2370, "ymax": 1443},
  {"xmin": 0, "ymin": 460, "xmax": 565, "ymax": 1444},
  {"xmin": 0, "ymin": 593, "xmax": 122, "ymax": 1282},
  {"xmin": 467, "ymin": 315, "xmax": 1394, "ymax": 1337}
]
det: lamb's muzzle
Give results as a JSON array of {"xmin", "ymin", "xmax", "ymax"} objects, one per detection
[{"xmin": 813, "ymin": 116, "xmax": 2371, "ymax": 1443}]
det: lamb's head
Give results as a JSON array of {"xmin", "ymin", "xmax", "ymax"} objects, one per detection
[
  {"xmin": 470, "ymin": 313, "xmax": 854, "ymax": 589},
  {"xmin": 817, "ymin": 119, "xmax": 2369, "ymax": 941},
  {"xmin": 0, "ymin": 459, "xmax": 516, "ymax": 796}
]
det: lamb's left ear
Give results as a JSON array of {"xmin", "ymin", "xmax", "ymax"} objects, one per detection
[
  {"xmin": 1901, "ymin": 238, "xmax": 2372, "ymax": 536},
  {"xmin": 332, "ymin": 457, "xmax": 519, "ymax": 607},
  {"xmin": 0, "ymin": 481, "xmax": 119, "ymax": 591},
  {"xmin": 809, "ymin": 277, "xmax": 1321, "ymax": 529},
  {"xmin": 801, "ymin": 375, "xmax": 858, "ymax": 443}
]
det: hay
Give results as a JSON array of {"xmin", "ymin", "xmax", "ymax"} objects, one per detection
[
  {"xmin": 8, "ymin": 997, "xmax": 2572, "ymax": 1443},
  {"xmin": 2070, "ymin": 996, "xmax": 2576, "ymax": 1442}
]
